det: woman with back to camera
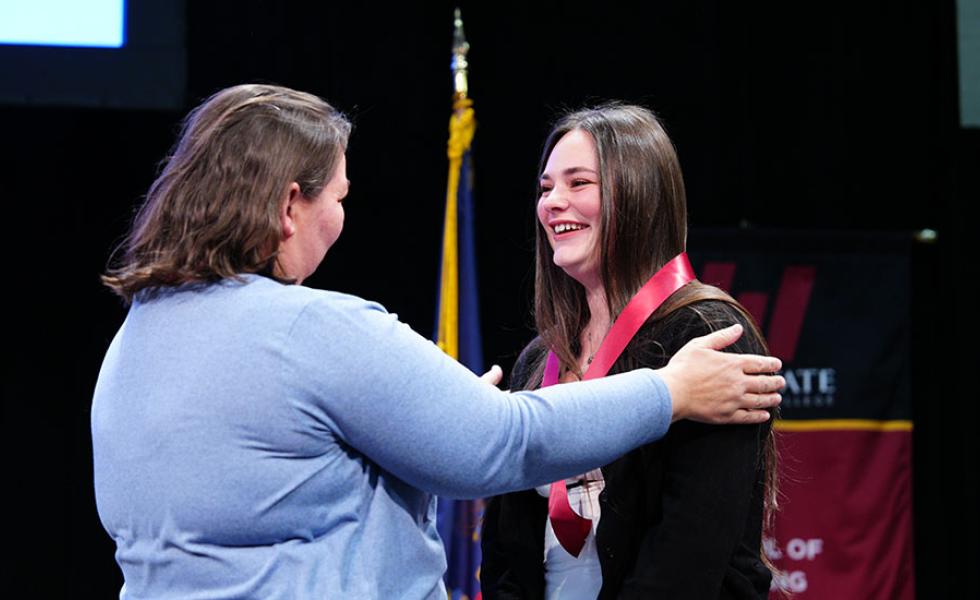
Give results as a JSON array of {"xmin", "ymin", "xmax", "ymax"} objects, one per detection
[
  {"xmin": 92, "ymin": 85, "xmax": 783, "ymax": 599},
  {"xmin": 481, "ymin": 104, "xmax": 778, "ymax": 599}
]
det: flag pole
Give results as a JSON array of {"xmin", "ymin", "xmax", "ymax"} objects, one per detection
[
  {"xmin": 451, "ymin": 8, "xmax": 469, "ymax": 104},
  {"xmin": 437, "ymin": 8, "xmax": 475, "ymax": 359}
]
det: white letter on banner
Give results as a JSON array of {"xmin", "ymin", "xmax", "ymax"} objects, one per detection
[
  {"xmin": 787, "ymin": 538, "xmax": 824, "ymax": 560},
  {"xmin": 772, "ymin": 570, "xmax": 808, "ymax": 593}
]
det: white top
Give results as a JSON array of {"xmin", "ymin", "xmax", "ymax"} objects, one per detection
[{"xmin": 537, "ymin": 469, "xmax": 606, "ymax": 600}]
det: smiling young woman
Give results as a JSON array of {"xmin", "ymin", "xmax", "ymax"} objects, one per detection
[{"xmin": 481, "ymin": 103, "xmax": 779, "ymax": 600}]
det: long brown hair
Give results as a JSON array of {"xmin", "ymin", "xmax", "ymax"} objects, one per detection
[
  {"xmin": 102, "ymin": 84, "xmax": 351, "ymax": 302},
  {"xmin": 531, "ymin": 102, "xmax": 779, "ymax": 538}
]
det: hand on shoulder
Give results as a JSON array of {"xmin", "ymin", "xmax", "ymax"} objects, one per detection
[{"xmin": 658, "ymin": 324, "xmax": 783, "ymax": 425}]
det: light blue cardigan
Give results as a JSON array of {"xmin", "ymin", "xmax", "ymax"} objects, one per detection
[{"xmin": 92, "ymin": 274, "xmax": 670, "ymax": 599}]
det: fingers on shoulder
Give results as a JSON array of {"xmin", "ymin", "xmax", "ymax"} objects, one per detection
[
  {"xmin": 740, "ymin": 372, "xmax": 785, "ymax": 395},
  {"xmin": 695, "ymin": 323, "xmax": 743, "ymax": 350},
  {"xmin": 744, "ymin": 392, "xmax": 782, "ymax": 410},
  {"xmin": 739, "ymin": 354, "xmax": 783, "ymax": 376},
  {"xmin": 734, "ymin": 408, "xmax": 772, "ymax": 424}
]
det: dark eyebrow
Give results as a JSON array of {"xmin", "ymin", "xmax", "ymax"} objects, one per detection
[{"xmin": 539, "ymin": 166, "xmax": 599, "ymax": 181}]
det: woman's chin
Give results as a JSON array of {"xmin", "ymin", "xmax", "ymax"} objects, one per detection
[{"xmin": 553, "ymin": 261, "xmax": 598, "ymax": 288}]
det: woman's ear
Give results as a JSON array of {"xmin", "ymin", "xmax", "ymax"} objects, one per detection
[{"xmin": 279, "ymin": 182, "xmax": 302, "ymax": 239}]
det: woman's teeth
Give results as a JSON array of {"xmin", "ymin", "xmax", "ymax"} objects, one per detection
[{"xmin": 554, "ymin": 223, "xmax": 585, "ymax": 234}]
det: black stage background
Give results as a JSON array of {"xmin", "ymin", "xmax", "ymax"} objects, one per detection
[{"xmin": 2, "ymin": 1, "xmax": 975, "ymax": 597}]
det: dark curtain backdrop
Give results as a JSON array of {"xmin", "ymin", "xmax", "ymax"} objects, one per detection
[{"xmin": 2, "ymin": 1, "xmax": 975, "ymax": 597}]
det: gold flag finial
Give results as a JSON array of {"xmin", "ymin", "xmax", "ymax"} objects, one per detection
[{"xmin": 451, "ymin": 8, "xmax": 469, "ymax": 101}]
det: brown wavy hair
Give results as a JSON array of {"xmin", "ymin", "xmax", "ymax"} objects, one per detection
[
  {"xmin": 531, "ymin": 102, "xmax": 779, "ymax": 544},
  {"xmin": 102, "ymin": 84, "xmax": 351, "ymax": 302}
]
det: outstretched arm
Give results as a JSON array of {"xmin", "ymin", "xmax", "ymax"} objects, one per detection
[{"xmin": 288, "ymin": 296, "xmax": 782, "ymax": 499}]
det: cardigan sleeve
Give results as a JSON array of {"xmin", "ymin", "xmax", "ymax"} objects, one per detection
[
  {"xmin": 617, "ymin": 302, "xmax": 772, "ymax": 599},
  {"xmin": 283, "ymin": 297, "xmax": 673, "ymax": 499}
]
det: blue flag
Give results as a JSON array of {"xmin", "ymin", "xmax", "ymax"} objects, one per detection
[{"xmin": 434, "ymin": 97, "xmax": 484, "ymax": 600}]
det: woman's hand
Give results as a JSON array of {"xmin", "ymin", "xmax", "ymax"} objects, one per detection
[
  {"xmin": 480, "ymin": 364, "xmax": 503, "ymax": 386},
  {"xmin": 658, "ymin": 324, "xmax": 784, "ymax": 424}
]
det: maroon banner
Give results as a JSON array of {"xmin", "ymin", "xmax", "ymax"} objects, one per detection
[
  {"xmin": 768, "ymin": 427, "xmax": 914, "ymax": 597},
  {"xmin": 690, "ymin": 230, "xmax": 914, "ymax": 599}
]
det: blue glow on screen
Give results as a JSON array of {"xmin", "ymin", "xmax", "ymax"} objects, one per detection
[{"xmin": 0, "ymin": 0, "xmax": 125, "ymax": 48}]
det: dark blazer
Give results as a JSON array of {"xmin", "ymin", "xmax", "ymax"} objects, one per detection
[{"xmin": 481, "ymin": 300, "xmax": 773, "ymax": 599}]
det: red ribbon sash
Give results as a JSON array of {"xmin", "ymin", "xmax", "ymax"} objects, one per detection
[{"xmin": 543, "ymin": 253, "xmax": 696, "ymax": 557}]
